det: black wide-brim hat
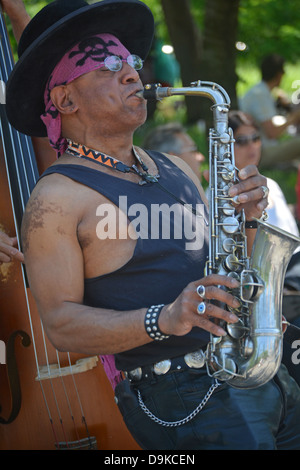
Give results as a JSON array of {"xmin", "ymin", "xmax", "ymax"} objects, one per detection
[{"xmin": 6, "ymin": 0, "xmax": 154, "ymax": 137}]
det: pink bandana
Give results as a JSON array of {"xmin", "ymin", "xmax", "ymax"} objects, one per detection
[{"xmin": 40, "ymin": 33, "xmax": 130, "ymax": 157}]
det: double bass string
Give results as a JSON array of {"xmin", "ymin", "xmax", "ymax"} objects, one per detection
[
  {"xmin": 56, "ymin": 351, "xmax": 81, "ymax": 443},
  {"xmin": 0, "ymin": 10, "xmax": 94, "ymax": 449},
  {"xmin": 0, "ymin": 10, "xmax": 38, "ymax": 202},
  {"xmin": 0, "ymin": 10, "xmax": 61, "ymax": 446},
  {"xmin": 65, "ymin": 352, "xmax": 94, "ymax": 445}
]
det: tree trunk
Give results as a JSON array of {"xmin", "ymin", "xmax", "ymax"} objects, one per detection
[
  {"xmin": 199, "ymin": 0, "xmax": 240, "ymax": 125},
  {"xmin": 161, "ymin": 0, "xmax": 240, "ymax": 126},
  {"xmin": 161, "ymin": 0, "xmax": 202, "ymax": 85}
]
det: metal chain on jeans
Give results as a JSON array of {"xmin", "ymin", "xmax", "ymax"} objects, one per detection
[{"xmin": 137, "ymin": 379, "xmax": 221, "ymax": 427}]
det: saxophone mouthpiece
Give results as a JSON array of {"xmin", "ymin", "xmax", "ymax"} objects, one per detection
[
  {"xmin": 137, "ymin": 83, "xmax": 169, "ymax": 101},
  {"xmin": 135, "ymin": 90, "xmax": 145, "ymax": 99}
]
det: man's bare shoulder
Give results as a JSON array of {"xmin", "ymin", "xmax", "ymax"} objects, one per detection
[{"xmin": 24, "ymin": 173, "xmax": 77, "ymax": 219}]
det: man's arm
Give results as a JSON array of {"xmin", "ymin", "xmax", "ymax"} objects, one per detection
[
  {"xmin": 21, "ymin": 175, "xmax": 243, "ymax": 355},
  {"xmin": 261, "ymin": 109, "xmax": 300, "ymax": 140},
  {"xmin": 21, "ymin": 176, "xmax": 157, "ymax": 355},
  {"xmin": 1, "ymin": 0, "xmax": 30, "ymax": 42}
]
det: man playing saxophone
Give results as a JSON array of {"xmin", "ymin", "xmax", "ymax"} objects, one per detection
[{"xmin": 3, "ymin": 0, "xmax": 300, "ymax": 450}]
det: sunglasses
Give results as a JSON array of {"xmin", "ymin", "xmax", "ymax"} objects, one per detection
[
  {"xmin": 235, "ymin": 133, "xmax": 261, "ymax": 146},
  {"xmin": 101, "ymin": 54, "xmax": 143, "ymax": 72}
]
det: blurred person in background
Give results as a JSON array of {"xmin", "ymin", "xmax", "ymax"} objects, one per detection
[
  {"xmin": 228, "ymin": 110, "xmax": 299, "ymax": 236},
  {"xmin": 143, "ymin": 122, "xmax": 205, "ymax": 183},
  {"xmin": 240, "ymin": 54, "xmax": 300, "ymax": 169}
]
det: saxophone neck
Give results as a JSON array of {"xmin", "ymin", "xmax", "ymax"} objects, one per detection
[
  {"xmin": 140, "ymin": 80, "xmax": 230, "ymax": 106},
  {"xmin": 139, "ymin": 81, "xmax": 231, "ymax": 134}
]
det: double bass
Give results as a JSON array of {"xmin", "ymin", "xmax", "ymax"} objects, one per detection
[{"xmin": 0, "ymin": 9, "xmax": 139, "ymax": 450}]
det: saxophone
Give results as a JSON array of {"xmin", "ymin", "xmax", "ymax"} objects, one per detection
[{"xmin": 138, "ymin": 81, "xmax": 300, "ymax": 389}]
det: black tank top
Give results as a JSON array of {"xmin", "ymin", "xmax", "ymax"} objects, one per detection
[{"xmin": 41, "ymin": 150, "xmax": 210, "ymax": 370}]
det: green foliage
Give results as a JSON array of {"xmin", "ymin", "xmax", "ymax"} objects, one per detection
[
  {"xmin": 238, "ymin": 0, "xmax": 300, "ymax": 64},
  {"xmin": 190, "ymin": 0, "xmax": 205, "ymax": 28},
  {"xmin": 23, "ymin": 0, "xmax": 52, "ymax": 15},
  {"xmin": 5, "ymin": 0, "xmax": 300, "ymax": 205}
]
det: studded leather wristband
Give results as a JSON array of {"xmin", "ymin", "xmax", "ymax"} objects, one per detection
[{"xmin": 144, "ymin": 304, "xmax": 170, "ymax": 341}]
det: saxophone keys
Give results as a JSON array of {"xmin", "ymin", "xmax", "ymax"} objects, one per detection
[
  {"xmin": 227, "ymin": 318, "xmax": 247, "ymax": 340},
  {"xmin": 222, "ymin": 216, "xmax": 239, "ymax": 234},
  {"xmin": 240, "ymin": 270, "xmax": 264, "ymax": 302},
  {"xmin": 220, "ymin": 358, "xmax": 238, "ymax": 380},
  {"xmin": 219, "ymin": 161, "xmax": 235, "ymax": 181},
  {"xmin": 243, "ymin": 337, "xmax": 254, "ymax": 357},
  {"xmin": 223, "ymin": 237, "xmax": 236, "ymax": 253},
  {"xmin": 219, "ymin": 132, "xmax": 231, "ymax": 144},
  {"xmin": 221, "ymin": 202, "xmax": 235, "ymax": 216},
  {"xmin": 227, "ymin": 272, "xmax": 241, "ymax": 296},
  {"xmin": 224, "ymin": 254, "xmax": 240, "ymax": 272},
  {"xmin": 209, "ymin": 355, "xmax": 238, "ymax": 382}
]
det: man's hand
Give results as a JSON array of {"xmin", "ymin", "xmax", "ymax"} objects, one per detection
[
  {"xmin": 0, "ymin": 230, "xmax": 24, "ymax": 263},
  {"xmin": 159, "ymin": 274, "xmax": 240, "ymax": 338},
  {"xmin": 228, "ymin": 164, "xmax": 268, "ymax": 221}
]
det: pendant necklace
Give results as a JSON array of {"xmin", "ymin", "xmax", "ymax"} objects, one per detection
[{"xmin": 65, "ymin": 140, "xmax": 159, "ymax": 185}]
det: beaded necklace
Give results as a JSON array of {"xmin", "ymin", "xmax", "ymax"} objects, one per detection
[{"xmin": 66, "ymin": 140, "xmax": 159, "ymax": 185}]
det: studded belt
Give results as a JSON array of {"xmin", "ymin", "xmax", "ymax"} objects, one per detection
[{"xmin": 125, "ymin": 348, "xmax": 206, "ymax": 382}]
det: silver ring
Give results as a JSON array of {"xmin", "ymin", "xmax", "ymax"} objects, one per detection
[
  {"xmin": 261, "ymin": 210, "xmax": 269, "ymax": 221},
  {"xmin": 197, "ymin": 284, "xmax": 206, "ymax": 299},
  {"xmin": 261, "ymin": 185, "xmax": 269, "ymax": 199},
  {"xmin": 197, "ymin": 302, "xmax": 206, "ymax": 315}
]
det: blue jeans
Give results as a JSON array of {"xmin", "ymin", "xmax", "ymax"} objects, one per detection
[{"xmin": 115, "ymin": 364, "xmax": 300, "ymax": 450}]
